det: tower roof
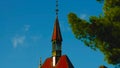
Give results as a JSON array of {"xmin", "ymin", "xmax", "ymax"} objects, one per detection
[
  {"xmin": 52, "ymin": 16, "xmax": 62, "ymax": 41},
  {"xmin": 41, "ymin": 55, "xmax": 74, "ymax": 68}
]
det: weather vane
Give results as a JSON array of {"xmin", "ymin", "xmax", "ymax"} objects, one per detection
[{"xmin": 56, "ymin": 0, "xmax": 59, "ymax": 16}]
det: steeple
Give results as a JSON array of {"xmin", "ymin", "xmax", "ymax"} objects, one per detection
[
  {"xmin": 52, "ymin": 0, "xmax": 62, "ymax": 41},
  {"xmin": 40, "ymin": 0, "xmax": 74, "ymax": 68},
  {"xmin": 51, "ymin": 0, "xmax": 62, "ymax": 66}
]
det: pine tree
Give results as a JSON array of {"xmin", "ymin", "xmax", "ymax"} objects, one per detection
[{"xmin": 68, "ymin": 0, "xmax": 120, "ymax": 65}]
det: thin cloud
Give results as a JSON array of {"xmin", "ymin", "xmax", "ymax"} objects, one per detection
[
  {"xmin": 31, "ymin": 36, "xmax": 41, "ymax": 42},
  {"xmin": 12, "ymin": 35, "xmax": 25, "ymax": 48},
  {"xmin": 80, "ymin": 14, "xmax": 87, "ymax": 19},
  {"xmin": 11, "ymin": 25, "xmax": 30, "ymax": 48},
  {"xmin": 24, "ymin": 25, "xmax": 31, "ymax": 32},
  {"xmin": 60, "ymin": 21, "xmax": 71, "ymax": 32}
]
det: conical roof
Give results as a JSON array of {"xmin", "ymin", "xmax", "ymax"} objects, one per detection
[{"xmin": 52, "ymin": 16, "xmax": 62, "ymax": 41}]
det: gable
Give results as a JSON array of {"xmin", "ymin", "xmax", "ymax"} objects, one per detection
[
  {"xmin": 41, "ymin": 58, "xmax": 52, "ymax": 68},
  {"xmin": 41, "ymin": 55, "xmax": 74, "ymax": 68},
  {"xmin": 55, "ymin": 55, "xmax": 74, "ymax": 68}
]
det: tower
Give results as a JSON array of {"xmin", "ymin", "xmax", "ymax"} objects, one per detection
[
  {"xmin": 52, "ymin": 16, "xmax": 62, "ymax": 66},
  {"xmin": 52, "ymin": 0, "xmax": 62, "ymax": 66},
  {"xmin": 40, "ymin": 0, "xmax": 74, "ymax": 68}
]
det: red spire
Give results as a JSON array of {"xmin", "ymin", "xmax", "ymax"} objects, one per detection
[{"xmin": 52, "ymin": 16, "xmax": 62, "ymax": 41}]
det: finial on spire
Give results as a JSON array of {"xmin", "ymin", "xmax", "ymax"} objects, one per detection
[
  {"xmin": 56, "ymin": 0, "xmax": 59, "ymax": 16},
  {"xmin": 40, "ymin": 57, "xmax": 42, "ymax": 68}
]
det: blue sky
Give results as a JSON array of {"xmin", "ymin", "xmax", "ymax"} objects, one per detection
[{"xmin": 0, "ymin": 0, "xmax": 115, "ymax": 68}]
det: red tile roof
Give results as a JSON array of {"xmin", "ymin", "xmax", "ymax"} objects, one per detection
[
  {"xmin": 41, "ymin": 55, "xmax": 74, "ymax": 68},
  {"xmin": 41, "ymin": 58, "xmax": 53, "ymax": 68},
  {"xmin": 52, "ymin": 16, "xmax": 62, "ymax": 41}
]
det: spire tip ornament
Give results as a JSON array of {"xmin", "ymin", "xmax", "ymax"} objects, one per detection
[
  {"xmin": 56, "ymin": 0, "xmax": 59, "ymax": 16},
  {"xmin": 40, "ymin": 57, "xmax": 42, "ymax": 68}
]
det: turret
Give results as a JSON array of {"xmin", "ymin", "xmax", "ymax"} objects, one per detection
[{"xmin": 51, "ymin": 16, "xmax": 62, "ymax": 66}]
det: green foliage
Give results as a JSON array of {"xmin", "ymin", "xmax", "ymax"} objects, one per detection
[
  {"xmin": 68, "ymin": 0, "xmax": 120, "ymax": 65},
  {"xmin": 96, "ymin": 0, "xmax": 104, "ymax": 3}
]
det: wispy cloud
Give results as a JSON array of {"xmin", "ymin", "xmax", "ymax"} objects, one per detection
[
  {"xmin": 24, "ymin": 25, "xmax": 30, "ymax": 32},
  {"xmin": 11, "ymin": 24, "xmax": 30, "ymax": 48},
  {"xmin": 60, "ymin": 21, "xmax": 71, "ymax": 32},
  {"xmin": 30, "ymin": 35, "xmax": 42, "ymax": 42},
  {"xmin": 11, "ymin": 24, "xmax": 43, "ymax": 48},
  {"xmin": 80, "ymin": 14, "xmax": 87, "ymax": 19},
  {"xmin": 12, "ymin": 35, "xmax": 25, "ymax": 48}
]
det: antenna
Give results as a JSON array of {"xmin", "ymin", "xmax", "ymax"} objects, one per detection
[{"xmin": 56, "ymin": 0, "xmax": 59, "ymax": 16}]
